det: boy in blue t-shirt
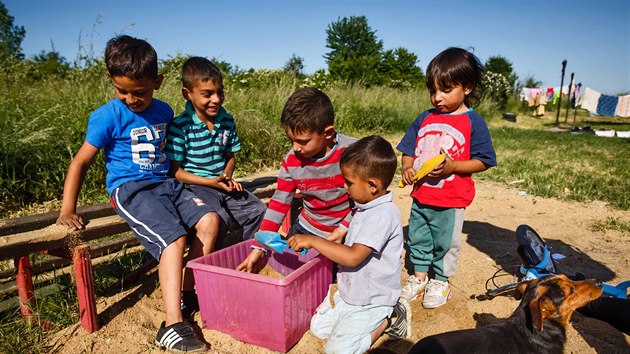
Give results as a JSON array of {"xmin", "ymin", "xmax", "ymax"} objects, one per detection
[{"xmin": 56, "ymin": 36, "xmax": 215, "ymax": 353}]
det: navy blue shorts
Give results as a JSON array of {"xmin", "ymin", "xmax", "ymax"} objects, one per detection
[
  {"xmin": 187, "ymin": 185, "xmax": 266, "ymax": 240},
  {"xmin": 111, "ymin": 178, "xmax": 216, "ymax": 260}
]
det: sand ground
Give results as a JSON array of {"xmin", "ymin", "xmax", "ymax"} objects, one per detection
[{"xmin": 48, "ymin": 179, "xmax": 630, "ymax": 353}]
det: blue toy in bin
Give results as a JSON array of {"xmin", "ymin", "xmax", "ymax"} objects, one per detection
[{"xmin": 254, "ymin": 231, "xmax": 308, "ymax": 255}]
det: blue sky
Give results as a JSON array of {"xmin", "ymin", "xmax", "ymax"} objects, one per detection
[{"xmin": 5, "ymin": 0, "xmax": 630, "ymax": 95}]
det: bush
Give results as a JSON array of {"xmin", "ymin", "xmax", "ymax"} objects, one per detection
[{"xmin": 483, "ymin": 71, "xmax": 512, "ymax": 111}]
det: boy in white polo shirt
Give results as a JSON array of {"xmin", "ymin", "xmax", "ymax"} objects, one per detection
[{"xmin": 288, "ymin": 135, "xmax": 409, "ymax": 354}]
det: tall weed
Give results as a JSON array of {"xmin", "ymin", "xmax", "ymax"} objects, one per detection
[{"xmin": 1, "ymin": 62, "xmax": 628, "ymax": 215}]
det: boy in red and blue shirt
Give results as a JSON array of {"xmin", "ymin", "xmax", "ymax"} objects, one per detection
[
  {"xmin": 397, "ymin": 47, "xmax": 496, "ymax": 309},
  {"xmin": 237, "ymin": 87, "xmax": 357, "ymax": 273}
]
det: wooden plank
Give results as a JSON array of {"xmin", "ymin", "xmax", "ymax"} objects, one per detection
[
  {"xmin": 0, "ymin": 178, "xmax": 277, "ymax": 262},
  {"xmin": 0, "ymin": 245, "xmax": 146, "ymax": 296},
  {"xmin": 0, "ymin": 283, "xmax": 66, "ymax": 313},
  {"xmin": 0, "ymin": 178, "xmax": 276, "ymax": 237},
  {"xmin": 0, "ymin": 215, "xmax": 130, "ymax": 261},
  {"xmin": 0, "ymin": 235, "xmax": 139, "ymax": 279},
  {"xmin": 0, "ymin": 202, "xmax": 115, "ymax": 236}
]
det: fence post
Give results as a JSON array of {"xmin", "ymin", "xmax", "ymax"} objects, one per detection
[
  {"xmin": 564, "ymin": 72, "xmax": 574, "ymax": 125},
  {"xmin": 73, "ymin": 245, "xmax": 99, "ymax": 332},
  {"xmin": 15, "ymin": 256, "xmax": 36, "ymax": 319},
  {"xmin": 555, "ymin": 60, "xmax": 567, "ymax": 127}
]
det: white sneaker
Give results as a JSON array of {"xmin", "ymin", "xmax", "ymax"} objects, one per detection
[
  {"xmin": 400, "ymin": 275, "xmax": 429, "ymax": 302},
  {"xmin": 422, "ymin": 279, "xmax": 451, "ymax": 309}
]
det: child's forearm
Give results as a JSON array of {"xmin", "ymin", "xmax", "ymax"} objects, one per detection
[
  {"xmin": 401, "ymin": 155, "xmax": 415, "ymax": 171},
  {"xmin": 174, "ymin": 168, "xmax": 220, "ymax": 188},
  {"xmin": 222, "ymin": 153, "xmax": 236, "ymax": 178},
  {"xmin": 60, "ymin": 142, "xmax": 98, "ymax": 215},
  {"xmin": 60, "ymin": 162, "xmax": 87, "ymax": 214},
  {"xmin": 293, "ymin": 236, "xmax": 371, "ymax": 267},
  {"xmin": 450, "ymin": 159, "xmax": 488, "ymax": 175}
]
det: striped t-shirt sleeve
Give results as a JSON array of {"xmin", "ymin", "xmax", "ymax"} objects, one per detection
[
  {"xmin": 258, "ymin": 159, "xmax": 296, "ymax": 232},
  {"xmin": 165, "ymin": 120, "xmax": 186, "ymax": 162},
  {"xmin": 226, "ymin": 125, "xmax": 241, "ymax": 153}
]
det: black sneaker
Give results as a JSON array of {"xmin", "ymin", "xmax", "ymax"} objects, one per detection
[
  {"xmin": 181, "ymin": 291, "xmax": 199, "ymax": 319},
  {"xmin": 384, "ymin": 301, "xmax": 411, "ymax": 340},
  {"xmin": 155, "ymin": 321, "xmax": 207, "ymax": 353}
]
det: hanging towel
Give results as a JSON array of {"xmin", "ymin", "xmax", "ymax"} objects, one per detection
[
  {"xmin": 519, "ymin": 87, "xmax": 531, "ymax": 102},
  {"xmin": 573, "ymin": 85, "xmax": 582, "ymax": 107},
  {"xmin": 546, "ymin": 88, "xmax": 554, "ymax": 102},
  {"xmin": 615, "ymin": 95, "xmax": 630, "ymax": 117},
  {"xmin": 596, "ymin": 95, "xmax": 618, "ymax": 117},
  {"xmin": 552, "ymin": 91, "xmax": 560, "ymax": 105},
  {"xmin": 579, "ymin": 87, "xmax": 601, "ymax": 113},
  {"xmin": 528, "ymin": 88, "xmax": 542, "ymax": 106}
]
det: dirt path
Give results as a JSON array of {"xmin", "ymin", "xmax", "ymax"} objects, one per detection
[{"xmin": 49, "ymin": 180, "xmax": 630, "ymax": 353}]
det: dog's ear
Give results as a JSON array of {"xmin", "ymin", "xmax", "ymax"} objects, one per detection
[
  {"xmin": 515, "ymin": 280, "xmax": 531, "ymax": 300},
  {"xmin": 529, "ymin": 296, "xmax": 558, "ymax": 332}
]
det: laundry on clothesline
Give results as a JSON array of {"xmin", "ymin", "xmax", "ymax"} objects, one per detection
[
  {"xmin": 578, "ymin": 87, "xmax": 630, "ymax": 117},
  {"xmin": 519, "ymin": 85, "xmax": 578, "ymax": 106}
]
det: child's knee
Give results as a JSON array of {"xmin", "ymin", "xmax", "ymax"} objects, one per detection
[
  {"xmin": 325, "ymin": 334, "xmax": 370, "ymax": 354},
  {"xmin": 195, "ymin": 212, "xmax": 221, "ymax": 238}
]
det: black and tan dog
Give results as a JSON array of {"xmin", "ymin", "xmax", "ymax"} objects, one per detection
[{"xmin": 408, "ymin": 274, "xmax": 603, "ymax": 354}]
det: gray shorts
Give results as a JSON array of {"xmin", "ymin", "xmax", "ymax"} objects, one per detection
[{"xmin": 111, "ymin": 178, "xmax": 216, "ymax": 260}]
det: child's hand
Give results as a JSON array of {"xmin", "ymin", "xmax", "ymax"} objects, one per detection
[
  {"xmin": 236, "ymin": 249, "xmax": 266, "ymax": 273},
  {"xmin": 401, "ymin": 167, "xmax": 417, "ymax": 187},
  {"xmin": 56, "ymin": 212, "xmax": 86, "ymax": 230},
  {"xmin": 214, "ymin": 174, "xmax": 235, "ymax": 192},
  {"xmin": 287, "ymin": 234, "xmax": 315, "ymax": 254},
  {"xmin": 428, "ymin": 155, "xmax": 453, "ymax": 177},
  {"xmin": 228, "ymin": 178, "xmax": 244, "ymax": 192},
  {"xmin": 326, "ymin": 227, "xmax": 347, "ymax": 243},
  {"xmin": 216, "ymin": 174, "xmax": 244, "ymax": 193}
]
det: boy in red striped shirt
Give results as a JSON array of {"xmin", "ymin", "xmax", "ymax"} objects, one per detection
[{"xmin": 237, "ymin": 87, "xmax": 357, "ymax": 272}]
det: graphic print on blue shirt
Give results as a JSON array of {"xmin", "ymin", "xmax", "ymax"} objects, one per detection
[{"xmin": 131, "ymin": 123, "xmax": 168, "ymax": 170}]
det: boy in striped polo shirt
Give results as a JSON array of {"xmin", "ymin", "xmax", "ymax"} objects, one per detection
[
  {"xmin": 237, "ymin": 87, "xmax": 357, "ymax": 273},
  {"xmin": 165, "ymin": 57, "xmax": 266, "ymax": 313}
]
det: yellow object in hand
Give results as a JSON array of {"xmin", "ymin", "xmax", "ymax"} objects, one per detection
[{"xmin": 398, "ymin": 153, "xmax": 447, "ymax": 188}]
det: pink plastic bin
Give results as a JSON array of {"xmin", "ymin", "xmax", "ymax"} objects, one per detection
[{"xmin": 187, "ymin": 239, "xmax": 332, "ymax": 352}]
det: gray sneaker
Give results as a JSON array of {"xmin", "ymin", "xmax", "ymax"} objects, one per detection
[
  {"xmin": 422, "ymin": 279, "xmax": 451, "ymax": 309},
  {"xmin": 384, "ymin": 301, "xmax": 411, "ymax": 340}
]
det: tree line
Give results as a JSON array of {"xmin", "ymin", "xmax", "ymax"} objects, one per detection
[{"xmin": 1, "ymin": 2, "xmax": 524, "ymax": 100}]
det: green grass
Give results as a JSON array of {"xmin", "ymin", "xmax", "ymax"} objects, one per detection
[
  {"xmin": 591, "ymin": 217, "xmax": 630, "ymax": 235},
  {"xmin": 2, "ymin": 66, "xmax": 629, "ymax": 215},
  {"xmin": 483, "ymin": 127, "xmax": 630, "ymax": 210},
  {"xmin": 1, "ymin": 62, "xmax": 630, "ymax": 353}
]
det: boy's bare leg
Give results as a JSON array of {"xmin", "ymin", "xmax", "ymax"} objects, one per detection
[
  {"xmin": 182, "ymin": 212, "xmax": 221, "ymax": 291},
  {"xmin": 370, "ymin": 320, "xmax": 388, "ymax": 343},
  {"xmin": 414, "ymin": 271, "xmax": 428, "ymax": 281},
  {"xmin": 159, "ymin": 236, "xmax": 187, "ymax": 326}
]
